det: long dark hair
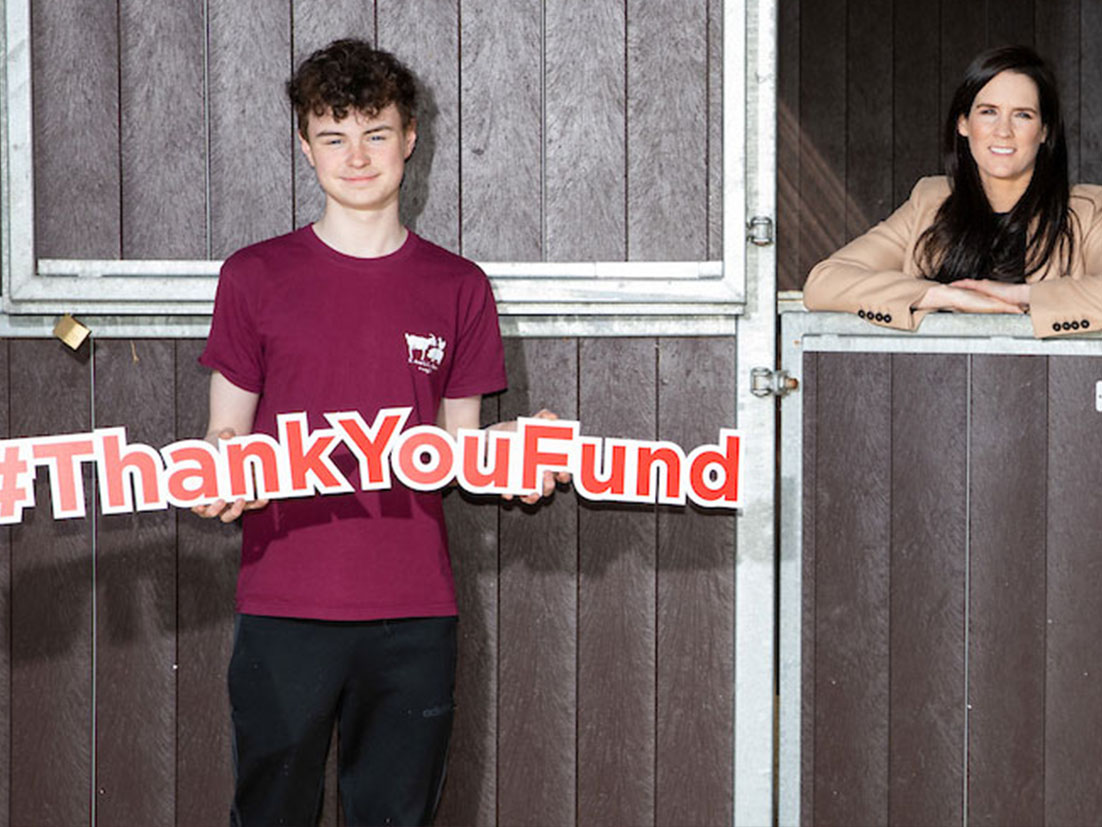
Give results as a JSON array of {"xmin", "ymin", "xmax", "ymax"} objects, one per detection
[{"xmin": 916, "ymin": 46, "xmax": 1073, "ymax": 283}]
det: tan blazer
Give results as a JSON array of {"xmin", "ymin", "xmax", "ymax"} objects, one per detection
[{"xmin": 803, "ymin": 176, "xmax": 1102, "ymax": 337}]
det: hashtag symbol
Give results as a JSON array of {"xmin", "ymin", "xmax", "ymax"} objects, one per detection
[{"xmin": 0, "ymin": 441, "xmax": 35, "ymax": 524}]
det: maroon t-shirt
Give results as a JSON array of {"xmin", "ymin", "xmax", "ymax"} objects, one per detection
[{"xmin": 200, "ymin": 226, "xmax": 506, "ymax": 620}]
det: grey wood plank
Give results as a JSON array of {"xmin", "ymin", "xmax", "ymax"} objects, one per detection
[
  {"xmin": 436, "ymin": 394, "xmax": 500, "ymax": 827},
  {"xmin": 496, "ymin": 339, "xmax": 578, "ymax": 827},
  {"xmin": 893, "ymin": 0, "xmax": 942, "ymax": 206},
  {"xmin": 0, "ymin": 342, "xmax": 8, "ymax": 827},
  {"xmin": 174, "ymin": 339, "xmax": 238, "ymax": 825},
  {"xmin": 31, "ymin": 0, "xmax": 120, "ymax": 258},
  {"xmin": 208, "ymin": 0, "xmax": 293, "ymax": 257},
  {"xmin": 655, "ymin": 338, "xmax": 735, "ymax": 826},
  {"xmin": 967, "ymin": 355, "xmax": 1046, "ymax": 827},
  {"xmin": 577, "ymin": 338, "xmax": 655, "ymax": 826},
  {"xmin": 939, "ymin": 0, "xmax": 986, "ymax": 125},
  {"xmin": 459, "ymin": 0, "xmax": 542, "ymax": 261},
  {"xmin": 1035, "ymin": 0, "xmax": 1080, "ymax": 182},
  {"xmin": 797, "ymin": 0, "xmax": 846, "ymax": 282},
  {"xmin": 320, "ymin": 726, "xmax": 340, "ymax": 827},
  {"xmin": 812, "ymin": 352, "xmax": 891, "ymax": 827},
  {"xmin": 707, "ymin": 0, "xmax": 723, "ymax": 262},
  {"xmin": 291, "ymin": 1, "xmax": 377, "ymax": 230},
  {"xmin": 1044, "ymin": 355, "xmax": 1102, "ymax": 826},
  {"xmin": 988, "ymin": 0, "xmax": 1035, "ymax": 47},
  {"xmin": 377, "ymin": 0, "xmax": 461, "ymax": 252},
  {"xmin": 9, "ymin": 340, "xmax": 93, "ymax": 826},
  {"xmin": 799, "ymin": 351, "xmax": 817, "ymax": 827},
  {"xmin": 92, "ymin": 340, "xmax": 177, "ymax": 826},
  {"xmin": 888, "ymin": 354, "xmax": 967, "ymax": 826},
  {"xmin": 846, "ymin": 0, "xmax": 893, "ymax": 239},
  {"xmin": 626, "ymin": 0, "xmax": 708, "ymax": 260},
  {"xmin": 120, "ymin": 0, "xmax": 206, "ymax": 258},
  {"xmin": 545, "ymin": 0, "xmax": 626, "ymax": 260},
  {"xmin": 777, "ymin": 0, "xmax": 800, "ymax": 289},
  {"xmin": 1080, "ymin": 2, "xmax": 1102, "ymax": 183}
]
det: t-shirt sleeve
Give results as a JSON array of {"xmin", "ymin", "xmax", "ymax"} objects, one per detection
[
  {"xmin": 199, "ymin": 255, "xmax": 265, "ymax": 393},
  {"xmin": 443, "ymin": 269, "xmax": 507, "ymax": 398}
]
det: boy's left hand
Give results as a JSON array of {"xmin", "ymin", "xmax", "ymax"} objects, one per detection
[{"xmin": 493, "ymin": 409, "xmax": 573, "ymax": 504}]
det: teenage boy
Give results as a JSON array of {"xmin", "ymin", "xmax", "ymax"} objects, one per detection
[{"xmin": 195, "ymin": 39, "xmax": 558, "ymax": 826}]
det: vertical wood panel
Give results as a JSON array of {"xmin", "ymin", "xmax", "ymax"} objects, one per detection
[
  {"xmin": 777, "ymin": 0, "xmax": 800, "ymax": 290},
  {"xmin": 893, "ymin": 0, "xmax": 942, "ymax": 205},
  {"xmin": 968, "ymin": 355, "xmax": 1046, "ymax": 827},
  {"xmin": 208, "ymin": 0, "xmax": 292, "ymax": 257},
  {"xmin": 290, "ymin": 2, "xmax": 377, "ymax": 230},
  {"xmin": 120, "ymin": 0, "xmax": 206, "ymax": 258},
  {"xmin": 31, "ymin": 0, "xmax": 120, "ymax": 258},
  {"xmin": 888, "ymin": 354, "xmax": 966, "ymax": 825},
  {"xmin": 988, "ymin": 0, "xmax": 1035, "ymax": 46},
  {"xmin": 797, "ymin": 0, "xmax": 846, "ymax": 282},
  {"xmin": 627, "ymin": 0, "xmax": 708, "ymax": 260},
  {"xmin": 846, "ymin": 0, "xmax": 893, "ymax": 239},
  {"xmin": 497, "ymin": 339, "xmax": 578, "ymax": 827},
  {"xmin": 9, "ymin": 341, "xmax": 93, "ymax": 826},
  {"xmin": 1035, "ymin": 0, "xmax": 1080, "ymax": 183},
  {"xmin": 0, "ymin": 343, "xmax": 8, "ymax": 827},
  {"xmin": 460, "ymin": 0, "xmax": 542, "ymax": 261},
  {"xmin": 799, "ymin": 352, "xmax": 817, "ymax": 827},
  {"xmin": 435, "ymin": 396, "xmax": 500, "ymax": 827},
  {"xmin": 655, "ymin": 338, "xmax": 735, "ymax": 826},
  {"xmin": 1080, "ymin": 2, "xmax": 1102, "ymax": 184},
  {"xmin": 377, "ymin": 0, "xmax": 460, "ymax": 252},
  {"xmin": 93, "ymin": 341, "xmax": 176, "ymax": 826},
  {"xmin": 812, "ymin": 352, "xmax": 891, "ymax": 827},
  {"xmin": 707, "ymin": 0, "xmax": 724, "ymax": 262},
  {"xmin": 939, "ymin": 0, "xmax": 986, "ymax": 121},
  {"xmin": 577, "ymin": 339, "xmax": 655, "ymax": 826},
  {"xmin": 319, "ymin": 726, "xmax": 340, "ymax": 827},
  {"xmin": 545, "ymin": 0, "xmax": 626, "ymax": 260},
  {"xmin": 174, "ymin": 340, "xmax": 238, "ymax": 825},
  {"xmin": 1045, "ymin": 356, "xmax": 1102, "ymax": 825}
]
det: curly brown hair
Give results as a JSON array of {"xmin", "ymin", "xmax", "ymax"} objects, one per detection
[{"xmin": 287, "ymin": 39, "xmax": 417, "ymax": 137}]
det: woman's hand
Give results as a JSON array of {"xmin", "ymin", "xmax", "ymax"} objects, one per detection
[
  {"xmin": 915, "ymin": 283, "xmax": 1025, "ymax": 314},
  {"xmin": 948, "ymin": 279, "xmax": 1031, "ymax": 310}
]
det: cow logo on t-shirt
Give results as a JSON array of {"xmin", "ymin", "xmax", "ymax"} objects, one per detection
[{"xmin": 404, "ymin": 332, "xmax": 447, "ymax": 374}]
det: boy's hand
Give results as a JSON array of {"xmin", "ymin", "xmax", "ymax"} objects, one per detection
[
  {"xmin": 191, "ymin": 496, "xmax": 270, "ymax": 523},
  {"xmin": 190, "ymin": 427, "xmax": 269, "ymax": 522},
  {"xmin": 494, "ymin": 409, "xmax": 573, "ymax": 504}
]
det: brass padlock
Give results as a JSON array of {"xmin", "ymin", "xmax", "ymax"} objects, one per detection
[{"xmin": 53, "ymin": 314, "xmax": 91, "ymax": 350}]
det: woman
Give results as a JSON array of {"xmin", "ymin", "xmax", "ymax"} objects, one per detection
[{"xmin": 803, "ymin": 45, "xmax": 1102, "ymax": 337}]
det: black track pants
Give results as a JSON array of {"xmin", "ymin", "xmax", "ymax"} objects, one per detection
[{"xmin": 228, "ymin": 613, "xmax": 457, "ymax": 827}]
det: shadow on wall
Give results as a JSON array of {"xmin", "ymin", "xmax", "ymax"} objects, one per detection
[
  {"xmin": 777, "ymin": 99, "xmax": 871, "ymax": 291},
  {"xmin": 399, "ymin": 77, "xmax": 437, "ymax": 232},
  {"xmin": 3, "ymin": 514, "xmax": 237, "ymax": 662}
]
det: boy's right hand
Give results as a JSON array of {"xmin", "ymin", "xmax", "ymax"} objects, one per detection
[
  {"xmin": 191, "ymin": 496, "xmax": 270, "ymax": 523},
  {"xmin": 190, "ymin": 427, "xmax": 269, "ymax": 522}
]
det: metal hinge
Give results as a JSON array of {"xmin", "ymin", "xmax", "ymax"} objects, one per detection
[
  {"xmin": 746, "ymin": 215, "xmax": 774, "ymax": 246},
  {"xmin": 750, "ymin": 367, "xmax": 798, "ymax": 398}
]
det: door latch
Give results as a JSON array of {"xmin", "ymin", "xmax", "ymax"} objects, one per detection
[
  {"xmin": 750, "ymin": 367, "xmax": 798, "ymax": 398},
  {"xmin": 746, "ymin": 215, "xmax": 774, "ymax": 247}
]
